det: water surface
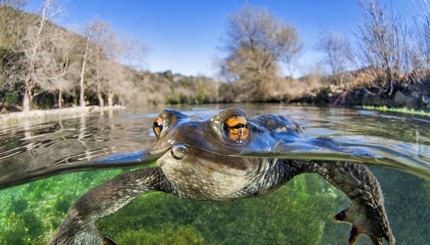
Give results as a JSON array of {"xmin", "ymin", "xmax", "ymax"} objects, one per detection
[{"xmin": 0, "ymin": 104, "xmax": 429, "ymax": 244}]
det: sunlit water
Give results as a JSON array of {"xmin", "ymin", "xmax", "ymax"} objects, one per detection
[{"xmin": 0, "ymin": 104, "xmax": 429, "ymax": 244}]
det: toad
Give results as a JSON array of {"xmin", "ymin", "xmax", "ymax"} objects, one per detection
[{"xmin": 52, "ymin": 108, "xmax": 394, "ymax": 244}]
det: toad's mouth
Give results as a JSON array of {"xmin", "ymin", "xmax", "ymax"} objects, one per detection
[{"xmin": 156, "ymin": 144, "xmax": 261, "ymax": 176}]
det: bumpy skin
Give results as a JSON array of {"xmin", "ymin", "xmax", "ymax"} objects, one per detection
[{"xmin": 51, "ymin": 108, "xmax": 394, "ymax": 245}]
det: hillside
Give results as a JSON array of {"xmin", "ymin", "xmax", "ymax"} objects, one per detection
[
  {"xmin": 0, "ymin": 6, "xmax": 220, "ymax": 112},
  {"xmin": 1, "ymin": 5, "xmax": 429, "ymax": 113}
]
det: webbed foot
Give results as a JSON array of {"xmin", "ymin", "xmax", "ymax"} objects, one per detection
[
  {"xmin": 334, "ymin": 202, "xmax": 395, "ymax": 245},
  {"xmin": 102, "ymin": 236, "xmax": 117, "ymax": 245},
  {"xmin": 50, "ymin": 215, "xmax": 105, "ymax": 245},
  {"xmin": 302, "ymin": 161, "xmax": 395, "ymax": 244},
  {"xmin": 50, "ymin": 209, "xmax": 117, "ymax": 245}
]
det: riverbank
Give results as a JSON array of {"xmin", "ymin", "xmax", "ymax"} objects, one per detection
[
  {"xmin": 294, "ymin": 76, "xmax": 430, "ymax": 111},
  {"xmin": 360, "ymin": 105, "xmax": 430, "ymax": 117},
  {"xmin": 0, "ymin": 105, "xmax": 125, "ymax": 124}
]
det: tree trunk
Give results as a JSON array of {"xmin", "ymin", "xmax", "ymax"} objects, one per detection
[
  {"xmin": 58, "ymin": 89, "xmax": 62, "ymax": 108},
  {"xmin": 97, "ymin": 90, "xmax": 104, "ymax": 107},
  {"xmin": 79, "ymin": 38, "xmax": 90, "ymax": 107},
  {"xmin": 22, "ymin": 0, "xmax": 51, "ymax": 112},
  {"xmin": 22, "ymin": 88, "xmax": 31, "ymax": 112},
  {"xmin": 107, "ymin": 89, "xmax": 114, "ymax": 107},
  {"xmin": 97, "ymin": 81, "xmax": 104, "ymax": 107}
]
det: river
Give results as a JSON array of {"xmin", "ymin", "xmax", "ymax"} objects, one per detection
[{"xmin": 0, "ymin": 104, "xmax": 429, "ymax": 244}]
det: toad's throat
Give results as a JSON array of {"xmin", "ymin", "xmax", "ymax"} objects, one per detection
[{"xmin": 157, "ymin": 145, "xmax": 266, "ymax": 200}]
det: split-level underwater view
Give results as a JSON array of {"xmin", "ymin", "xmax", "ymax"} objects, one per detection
[
  {"xmin": 2, "ymin": 0, "xmax": 430, "ymax": 243},
  {"xmin": 0, "ymin": 104, "xmax": 429, "ymax": 244}
]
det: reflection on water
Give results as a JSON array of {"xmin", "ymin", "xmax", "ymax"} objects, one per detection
[
  {"xmin": 0, "ymin": 109, "xmax": 158, "ymax": 188},
  {"xmin": 0, "ymin": 104, "xmax": 429, "ymax": 244}
]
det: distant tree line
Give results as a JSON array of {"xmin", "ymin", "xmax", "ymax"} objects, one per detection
[
  {"xmin": 1, "ymin": 0, "xmax": 430, "ymax": 112},
  {"xmin": 0, "ymin": 0, "xmax": 150, "ymax": 112},
  {"xmin": 220, "ymin": 0, "xmax": 430, "ymax": 106},
  {"xmin": 0, "ymin": 0, "xmax": 222, "ymax": 113}
]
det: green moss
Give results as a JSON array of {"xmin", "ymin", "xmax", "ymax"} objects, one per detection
[
  {"xmin": 1, "ymin": 166, "xmax": 429, "ymax": 244},
  {"xmin": 0, "ymin": 169, "xmax": 122, "ymax": 244},
  {"xmin": 424, "ymin": 181, "xmax": 430, "ymax": 203},
  {"xmin": 115, "ymin": 226, "xmax": 204, "ymax": 245},
  {"xmin": 359, "ymin": 105, "xmax": 430, "ymax": 117},
  {"xmin": 97, "ymin": 174, "xmax": 344, "ymax": 244}
]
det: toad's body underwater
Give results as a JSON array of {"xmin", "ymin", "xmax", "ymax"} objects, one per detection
[{"xmin": 52, "ymin": 108, "xmax": 395, "ymax": 244}]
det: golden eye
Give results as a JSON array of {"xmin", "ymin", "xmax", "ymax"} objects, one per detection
[
  {"xmin": 153, "ymin": 116, "xmax": 163, "ymax": 138},
  {"xmin": 223, "ymin": 115, "xmax": 249, "ymax": 143}
]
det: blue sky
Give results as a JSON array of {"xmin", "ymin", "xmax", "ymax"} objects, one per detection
[{"xmin": 25, "ymin": 0, "xmax": 416, "ymax": 78}]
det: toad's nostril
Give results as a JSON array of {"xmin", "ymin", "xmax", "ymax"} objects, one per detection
[{"xmin": 171, "ymin": 144, "xmax": 188, "ymax": 160}]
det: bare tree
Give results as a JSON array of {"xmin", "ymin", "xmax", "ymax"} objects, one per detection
[
  {"xmin": 78, "ymin": 23, "xmax": 94, "ymax": 107},
  {"xmin": 0, "ymin": 6, "xmax": 27, "ymax": 110},
  {"xmin": 18, "ymin": 0, "xmax": 63, "ymax": 111},
  {"xmin": 281, "ymin": 29, "xmax": 302, "ymax": 80},
  {"xmin": 101, "ymin": 60, "xmax": 130, "ymax": 106},
  {"xmin": 1, "ymin": 1, "xmax": 148, "ymax": 110},
  {"xmin": 122, "ymin": 38, "xmax": 148, "ymax": 71},
  {"xmin": 35, "ymin": 30, "xmax": 78, "ymax": 108},
  {"xmin": 76, "ymin": 18, "xmax": 110, "ymax": 107},
  {"xmin": 316, "ymin": 32, "xmax": 355, "ymax": 85},
  {"xmin": 84, "ymin": 19, "xmax": 140, "ymax": 107},
  {"xmin": 221, "ymin": 5, "xmax": 302, "ymax": 101},
  {"xmin": 356, "ymin": 0, "xmax": 409, "ymax": 94},
  {"xmin": 410, "ymin": 0, "xmax": 430, "ymax": 80},
  {"xmin": 85, "ymin": 20, "xmax": 119, "ymax": 107},
  {"xmin": 0, "ymin": 0, "xmax": 28, "ymax": 8}
]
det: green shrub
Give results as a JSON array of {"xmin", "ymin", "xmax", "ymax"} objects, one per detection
[{"xmin": 4, "ymin": 91, "xmax": 19, "ymax": 104}]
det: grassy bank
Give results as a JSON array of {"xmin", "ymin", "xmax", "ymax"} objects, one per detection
[{"xmin": 360, "ymin": 106, "xmax": 430, "ymax": 117}]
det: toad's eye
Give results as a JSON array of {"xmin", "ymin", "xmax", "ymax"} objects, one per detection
[
  {"xmin": 223, "ymin": 115, "xmax": 249, "ymax": 143},
  {"xmin": 153, "ymin": 116, "xmax": 164, "ymax": 138}
]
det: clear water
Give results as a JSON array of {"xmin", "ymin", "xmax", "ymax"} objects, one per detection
[{"xmin": 0, "ymin": 104, "xmax": 429, "ymax": 244}]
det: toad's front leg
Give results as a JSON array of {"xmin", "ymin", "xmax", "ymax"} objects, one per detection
[{"xmin": 50, "ymin": 167, "xmax": 173, "ymax": 245}]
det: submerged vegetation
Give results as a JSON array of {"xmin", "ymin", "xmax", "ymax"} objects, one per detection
[
  {"xmin": 1, "ymin": 0, "xmax": 430, "ymax": 243},
  {"xmin": 0, "ymin": 166, "xmax": 429, "ymax": 244},
  {"xmin": 0, "ymin": 169, "xmax": 122, "ymax": 244}
]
